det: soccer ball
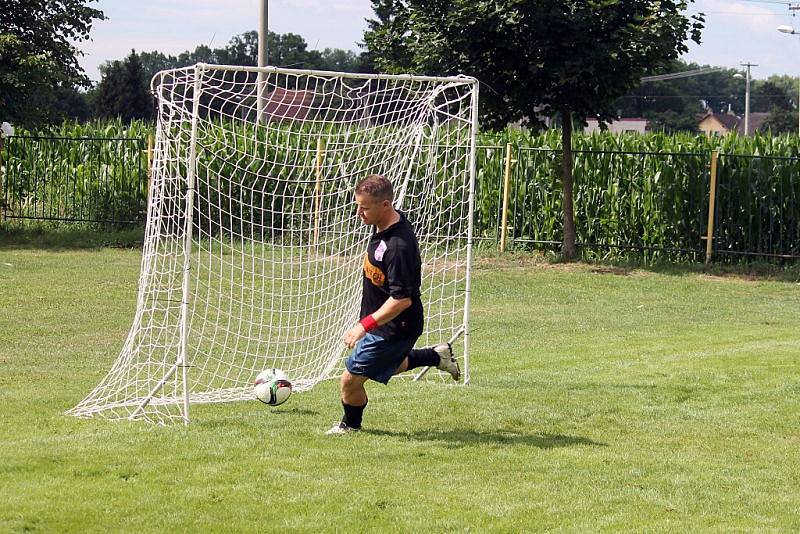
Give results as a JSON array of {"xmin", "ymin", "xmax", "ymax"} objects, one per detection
[{"xmin": 254, "ymin": 368, "xmax": 292, "ymax": 406}]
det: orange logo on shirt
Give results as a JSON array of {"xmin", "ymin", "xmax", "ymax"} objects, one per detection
[{"xmin": 363, "ymin": 253, "xmax": 386, "ymax": 287}]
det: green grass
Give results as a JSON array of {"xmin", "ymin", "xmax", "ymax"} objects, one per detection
[{"xmin": 1, "ymin": 240, "xmax": 799, "ymax": 531}]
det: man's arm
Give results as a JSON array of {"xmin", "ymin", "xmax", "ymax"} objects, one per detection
[{"xmin": 343, "ymin": 296, "xmax": 411, "ymax": 348}]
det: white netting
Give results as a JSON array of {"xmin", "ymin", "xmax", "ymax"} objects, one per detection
[{"xmin": 67, "ymin": 64, "xmax": 478, "ymax": 424}]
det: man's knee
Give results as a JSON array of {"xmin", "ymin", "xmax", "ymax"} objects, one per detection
[{"xmin": 341, "ymin": 371, "xmax": 366, "ymax": 392}]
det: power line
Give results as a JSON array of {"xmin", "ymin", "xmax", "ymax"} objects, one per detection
[
  {"xmin": 641, "ymin": 67, "xmax": 724, "ymax": 83},
  {"xmin": 689, "ymin": 11, "xmax": 785, "ymax": 16},
  {"xmin": 739, "ymin": 0, "xmax": 793, "ymax": 5}
]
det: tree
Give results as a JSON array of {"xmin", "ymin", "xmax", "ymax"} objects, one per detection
[
  {"xmin": 138, "ymin": 50, "xmax": 181, "ymax": 82},
  {"xmin": 762, "ymin": 107, "xmax": 799, "ymax": 134},
  {"xmin": 364, "ymin": 0, "xmax": 704, "ymax": 259},
  {"xmin": 644, "ymin": 110, "xmax": 699, "ymax": 133},
  {"xmin": 759, "ymin": 75, "xmax": 800, "ymax": 134},
  {"xmin": 93, "ymin": 51, "xmax": 153, "ymax": 122},
  {"xmin": 0, "ymin": 0, "xmax": 104, "ymax": 126},
  {"xmin": 759, "ymin": 75, "xmax": 800, "ymax": 110},
  {"xmin": 133, "ymin": 31, "xmax": 365, "ymax": 82},
  {"xmin": 750, "ymin": 80, "xmax": 793, "ymax": 113},
  {"xmin": 361, "ymin": 0, "xmax": 413, "ymax": 73},
  {"xmin": 614, "ymin": 60, "xmax": 743, "ymax": 133},
  {"xmin": 52, "ymin": 84, "xmax": 91, "ymax": 122},
  {"xmin": 318, "ymin": 48, "xmax": 362, "ymax": 72}
]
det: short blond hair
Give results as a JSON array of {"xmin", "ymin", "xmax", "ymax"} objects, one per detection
[{"xmin": 355, "ymin": 174, "xmax": 393, "ymax": 202}]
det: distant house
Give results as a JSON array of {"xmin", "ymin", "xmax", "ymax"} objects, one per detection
[
  {"xmin": 264, "ymin": 88, "xmax": 314, "ymax": 122},
  {"xmin": 698, "ymin": 110, "xmax": 769, "ymax": 136},
  {"xmin": 585, "ymin": 118, "xmax": 648, "ymax": 134}
]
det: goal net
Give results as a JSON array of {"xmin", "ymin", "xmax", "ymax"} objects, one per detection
[{"xmin": 67, "ymin": 64, "xmax": 478, "ymax": 424}]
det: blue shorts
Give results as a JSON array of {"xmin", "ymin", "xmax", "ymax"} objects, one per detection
[{"xmin": 345, "ymin": 333, "xmax": 418, "ymax": 385}]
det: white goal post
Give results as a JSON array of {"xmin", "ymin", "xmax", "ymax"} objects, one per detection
[{"xmin": 67, "ymin": 64, "xmax": 479, "ymax": 424}]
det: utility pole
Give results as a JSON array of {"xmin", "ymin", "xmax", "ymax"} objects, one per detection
[
  {"xmin": 257, "ymin": 0, "xmax": 268, "ymax": 121},
  {"xmin": 794, "ymin": 5, "xmax": 800, "ymax": 135},
  {"xmin": 740, "ymin": 62, "xmax": 758, "ymax": 136},
  {"xmin": 778, "ymin": 7, "xmax": 800, "ymax": 135}
]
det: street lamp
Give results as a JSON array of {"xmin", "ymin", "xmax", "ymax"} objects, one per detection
[
  {"xmin": 776, "ymin": 25, "xmax": 800, "ymax": 135},
  {"xmin": 734, "ymin": 63, "xmax": 756, "ymax": 135}
]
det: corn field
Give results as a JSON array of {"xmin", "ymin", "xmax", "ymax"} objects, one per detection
[
  {"xmin": 2, "ymin": 121, "xmax": 799, "ymax": 261},
  {"xmin": 1, "ymin": 121, "xmax": 149, "ymax": 225},
  {"xmin": 476, "ymin": 130, "xmax": 800, "ymax": 261}
]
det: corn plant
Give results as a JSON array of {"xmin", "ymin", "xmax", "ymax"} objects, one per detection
[{"xmin": 4, "ymin": 119, "xmax": 799, "ymax": 261}]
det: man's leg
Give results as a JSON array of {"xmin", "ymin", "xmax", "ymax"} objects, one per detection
[
  {"xmin": 327, "ymin": 371, "xmax": 369, "ymax": 434},
  {"xmin": 341, "ymin": 370, "xmax": 368, "ymax": 406},
  {"xmin": 396, "ymin": 344, "xmax": 460, "ymax": 381}
]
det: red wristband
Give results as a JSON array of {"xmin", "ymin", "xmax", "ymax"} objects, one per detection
[{"xmin": 359, "ymin": 314, "xmax": 378, "ymax": 332}]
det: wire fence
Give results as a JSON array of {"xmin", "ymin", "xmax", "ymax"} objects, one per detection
[
  {"xmin": 1, "ymin": 134, "xmax": 798, "ymax": 261},
  {"xmin": 0, "ymin": 135, "xmax": 147, "ymax": 225},
  {"xmin": 475, "ymin": 145, "xmax": 800, "ymax": 261},
  {"xmin": 713, "ymin": 153, "xmax": 800, "ymax": 260}
]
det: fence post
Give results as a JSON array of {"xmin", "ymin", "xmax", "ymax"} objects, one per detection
[
  {"xmin": 0, "ymin": 135, "xmax": 4, "ymax": 220},
  {"xmin": 313, "ymin": 136, "xmax": 325, "ymax": 249},
  {"xmin": 146, "ymin": 134, "xmax": 154, "ymax": 212},
  {"xmin": 705, "ymin": 149, "xmax": 720, "ymax": 265},
  {"xmin": 499, "ymin": 142, "xmax": 515, "ymax": 252}
]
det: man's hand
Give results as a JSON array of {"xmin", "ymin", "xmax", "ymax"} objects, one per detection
[{"xmin": 343, "ymin": 323, "xmax": 367, "ymax": 349}]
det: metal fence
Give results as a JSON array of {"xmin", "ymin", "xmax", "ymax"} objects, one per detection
[
  {"xmin": 475, "ymin": 145, "xmax": 800, "ymax": 261},
  {"xmin": 2, "ymin": 134, "xmax": 798, "ymax": 261},
  {"xmin": 0, "ymin": 135, "xmax": 147, "ymax": 225},
  {"xmin": 714, "ymin": 153, "xmax": 800, "ymax": 260}
]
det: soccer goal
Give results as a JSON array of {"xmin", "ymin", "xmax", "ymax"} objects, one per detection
[{"xmin": 67, "ymin": 64, "xmax": 479, "ymax": 424}]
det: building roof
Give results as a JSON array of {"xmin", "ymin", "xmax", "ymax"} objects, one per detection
[
  {"xmin": 735, "ymin": 112, "xmax": 769, "ymax": 135},
  {"xmin": 701, "ymin": 111, "xmax": 741, "ymax": 132},
  {"xmin": 264, "ymin": 88, "xmax": 314, "ymax": 122},
  {"xmin": 698, "ymin": 111, "xmax": 770, "ymax": 135},
  {"xmin": 585, "ymin": 117, "xmax": 648, "ymax": 123}
]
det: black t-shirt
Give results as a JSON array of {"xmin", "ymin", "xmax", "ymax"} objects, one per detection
[{"xmin": 360, "ymin": 211, "xmax": 424, "ymax": 340}]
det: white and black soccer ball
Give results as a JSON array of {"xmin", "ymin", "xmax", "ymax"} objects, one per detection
[{"xmin": 254, "ymin": 368, "xmax": 292, "ymax": 406}]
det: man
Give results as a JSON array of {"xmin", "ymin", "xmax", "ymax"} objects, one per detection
[{"xmin": 326, "ymin": 174, "xmax": 460, "ymax": 435}]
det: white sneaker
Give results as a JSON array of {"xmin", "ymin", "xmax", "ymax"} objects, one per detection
[
  {"xmin": 325, "ymin": 421, "xmax": 360, "ymax": 435},
  {"xmin": 435, "ymin": 343, "xmax": 460, "ymax": 381}
]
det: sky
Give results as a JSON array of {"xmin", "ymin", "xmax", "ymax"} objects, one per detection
[{"xmin": 77, "ymin": 0, "xmax": 800, "ymax": 83}]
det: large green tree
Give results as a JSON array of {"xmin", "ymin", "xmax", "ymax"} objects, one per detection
[
  {"xmin": 0, "ymin": 0, "xmax": 104, "ymax": 126},
  {"xmin": 750, "ymin": 80, "xmax": 794, "ymax": 113},
  {"xmin": 762, "ymin": 108, "xmax": 800, "ymax": 134},
  {"xmin": 93, "ymin": 51, "xmax": 153, "ymax": 122},
  {"xmin": 364, "ymin": 0, "xmax": 703, "ymax": 259}
]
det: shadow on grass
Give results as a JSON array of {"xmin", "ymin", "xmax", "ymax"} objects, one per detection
[
  {"xmin": 199, "ymin": 407, "xmax": 321, "ymax": 427},
  {"xmin": 474, "ymin": 249, "xmax": 800, "ymax": 283},
  {"xmin": 630, "ymin": 261, "xmax": 800, "ymax": 283},
  {"xmin": 0, "ymin": 224, "xmax": 144, "ymax": 251},
  {"xmin": 268, "ymin": 407, "xmax": 320, "ymax": 416},
  {"xmin": 363, "ymin": 428, "xmax": 606, "ymax": 449}
]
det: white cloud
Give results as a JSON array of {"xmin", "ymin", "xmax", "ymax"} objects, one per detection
[
  {"xmin": 697, "ymin": 0, "xmax": 785, "ymax": 32},
  {"xmin": 683, "ymin": 0, "xmax": 800, "ymax": 77}
]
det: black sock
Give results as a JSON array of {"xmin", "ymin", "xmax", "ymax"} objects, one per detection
[
  {"xmin": 406, "ymin": 347, "xmax": 439, "ymax": 370},
  {"xmin": 342, "ymin": 399, "xmax": 367, "ymax": 429}
]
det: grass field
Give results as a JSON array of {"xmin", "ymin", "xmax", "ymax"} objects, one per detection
[{"xmin": 1, "ymin": 232, "xmax": 799, "ymax": 531}]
